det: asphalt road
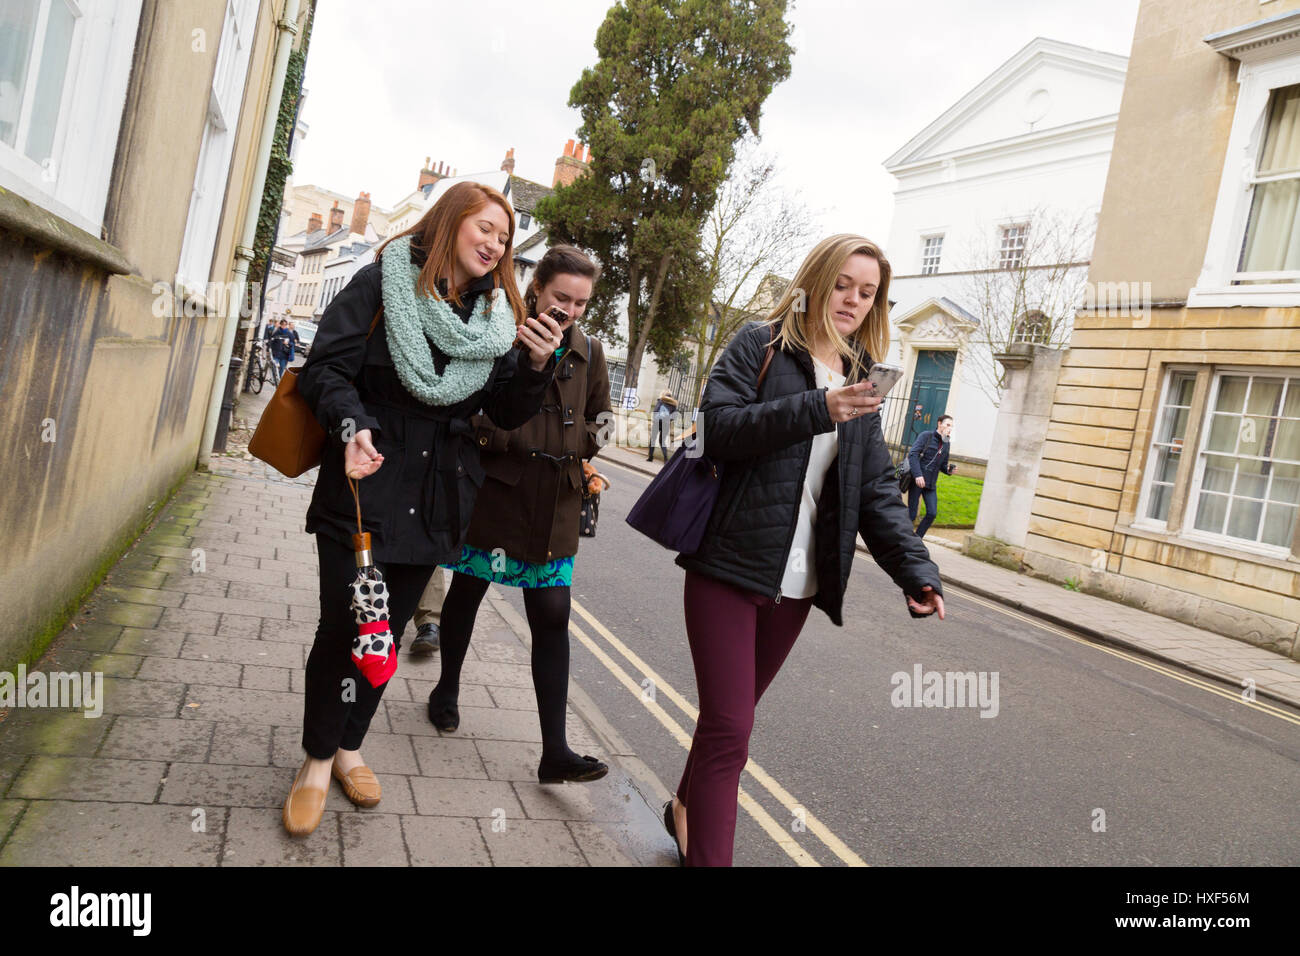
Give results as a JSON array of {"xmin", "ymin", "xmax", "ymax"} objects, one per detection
[{"xmin": 491, "ymin": 455, "xmax": 1300, "ymax": 867}]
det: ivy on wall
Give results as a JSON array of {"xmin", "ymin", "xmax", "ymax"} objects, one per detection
[{"xmin": 238, "ymin": 1, "xmax": 314, "ymax": 351}]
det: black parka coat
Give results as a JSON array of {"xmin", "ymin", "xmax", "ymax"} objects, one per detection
[
  {"xmin": 297, "ymin": 257, "xmax": 556, "ymax": 566},
  {"xmin": 675, "ymin": 320, "xmax": 943, "ymax": 625},
  {"xmin": 463, "ymin": 324, "xmax": 611, "ymax": 564}
]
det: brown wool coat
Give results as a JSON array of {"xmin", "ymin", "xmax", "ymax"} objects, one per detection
[{"xmin": 464, "ymin": 324, "xmax": 611, "ymax": 564}]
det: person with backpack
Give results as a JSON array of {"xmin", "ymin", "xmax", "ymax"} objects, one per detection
[
  {"xmin": 906, "ymin": 415, "xmax": 956, "ymax": 539},
  {"xmin": 427, "ymin": 245, "xmax": 613, "ymax": 784}
]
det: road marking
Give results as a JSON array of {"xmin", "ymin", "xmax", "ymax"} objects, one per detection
[
  {"xmin": 944, "ymin": 583, "xmax": 1300, "ymax": 727},
  {"xmin": 570, "ymin": 599, "xmax": 867, "ymax": 866},
  {"xmin": 566, "ymin": 619, "xmax": 819, "ymax": 866}
]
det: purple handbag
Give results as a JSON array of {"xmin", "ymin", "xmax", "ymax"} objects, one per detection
[{"xmin": 625, "ymin": 341, "xmax": 775, "ymax": 554}]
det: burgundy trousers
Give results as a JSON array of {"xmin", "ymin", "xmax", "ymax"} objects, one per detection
[{"xmin": 677, "ymin": 570, "xmax": 814, "ymax": 866}]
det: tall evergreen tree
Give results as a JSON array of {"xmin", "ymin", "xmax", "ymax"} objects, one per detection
[{"xmin": 534, "ymin": 0, "xmax": 793, "ymax": 394}]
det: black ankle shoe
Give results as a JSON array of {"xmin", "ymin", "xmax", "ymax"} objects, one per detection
[
  {"xmin": 426, "ymin": 691, "xmax": 459, "ymax": 732},
  {"xmin": 663, "ymin": 799, "xmax": 685, "ymax": 865},
  {"xmin": 537, "ymin": 753, "xmax": 608, "ymax": 784},
  {"xmin": 410, "ymin": 623, "xmax": 439, "ymax": 656}
]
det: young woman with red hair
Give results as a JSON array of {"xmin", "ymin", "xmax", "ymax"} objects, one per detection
[{"xmin": 282, "ymin": 182, "xmax": 567, "ymax": 836}]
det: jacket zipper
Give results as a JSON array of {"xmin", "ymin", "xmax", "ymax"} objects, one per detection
[{"xmin": 772, "ymin": 391, "xmax": 819, "ymax": 604}]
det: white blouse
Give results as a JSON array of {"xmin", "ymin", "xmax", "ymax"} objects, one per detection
[{"xmin": 780, "ymin": 355, "xmax": 845, "ymax": 599}]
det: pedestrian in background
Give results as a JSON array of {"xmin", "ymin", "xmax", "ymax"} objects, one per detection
[
  {"xmin": 428, "ymin": 245, "xmax": 613, "ymax": 783},
  {"xmin": 666, "ymin": 234, "xmax": 946, "ymax": 866},
  {"xmin": 648, "ymin": 389, "xmax": 677, "ymax": 462},
  {"xmin": 282, "ymin": 181, "xmax": 564, "ymax": 837},
  {"xmin": 269, "ymin": 318, "xmax": 296, "ymax": 379},
  {"xmin": 906, "ymin": 414, "xmax": 956, "ymax": 539}
]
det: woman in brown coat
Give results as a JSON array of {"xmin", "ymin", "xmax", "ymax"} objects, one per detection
[{"xmin": 427, "ymin": 245, "xmax": 614, "ymax": 782}]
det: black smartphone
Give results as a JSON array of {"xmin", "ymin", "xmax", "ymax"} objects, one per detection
[{"xmin": 516, "ymin": 306, "xmax": 571, "ymax": 348}]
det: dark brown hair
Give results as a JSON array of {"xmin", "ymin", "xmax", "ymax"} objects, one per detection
[
  {"xmin": 524, "ymin": 245, "xmax": 601, "ymax": 317},
  {"xmin": 372, "ymin": 181, "xmax": 526, "ymax": 322}
]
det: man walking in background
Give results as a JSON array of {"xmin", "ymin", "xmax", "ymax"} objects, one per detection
[{"xmin": 907, "ymin": 414, "xmax": 956, "ymax": 538}]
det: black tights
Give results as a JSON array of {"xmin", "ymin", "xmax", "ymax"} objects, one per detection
[{"xmin": 431, "ymin": 571, "xmax": 577, "ymax": 761}]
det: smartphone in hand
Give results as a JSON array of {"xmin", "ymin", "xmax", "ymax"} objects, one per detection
[
  {"xmin": 866, "ymin": 362, "xmax": 904, "ymax": 397},
  {"xmin": 516, "ymin": 306, "xmax": 572, "ymax": 349}
]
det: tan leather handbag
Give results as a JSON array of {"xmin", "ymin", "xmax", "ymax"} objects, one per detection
[{"xmin": 248, "ymin": 308, "xmax": 383, "ymax": 477}]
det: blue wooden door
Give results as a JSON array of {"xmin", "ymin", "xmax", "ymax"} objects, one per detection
[{"xmin": 904, "ymin": 350, "xmax": 955, "ymax": 447}]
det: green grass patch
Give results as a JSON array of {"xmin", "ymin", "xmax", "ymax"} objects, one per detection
[{"xmin": 913, "ymin": 473, "xmax": 983, "ymax": 528}]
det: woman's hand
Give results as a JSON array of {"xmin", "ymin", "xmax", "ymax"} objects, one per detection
[
  {"xmin": 516, "ymin": 311, "xmax": 569, "ymax": 371},
  {"xmin": 906, "ymin": 585, "xmax": 945, "ymax": 619},
  {"xmin": 915, "ymin": 475, "xmax": 926, "ymax": 489},
  {"xmin": 344, "ymin": 428, "xmax": 384, "ymax": 479},
  {"xmin": 826, "ymin": 381, "xmax": 882, "ymax": 423}
]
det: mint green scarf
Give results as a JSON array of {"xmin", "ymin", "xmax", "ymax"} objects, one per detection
[{"xmin": 380, "ymin": 235, "xmax": 518, "ymax": 406}]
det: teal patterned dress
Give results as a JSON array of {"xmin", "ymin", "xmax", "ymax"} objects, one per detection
[{"xmin": 443, "ymin": 343, "xmax": 574, "ymax": 589}]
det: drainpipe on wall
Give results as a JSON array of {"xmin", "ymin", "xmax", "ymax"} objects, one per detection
[{"xmin": 196, "ymin": 0, "xmax": 301, "ymax": 468}]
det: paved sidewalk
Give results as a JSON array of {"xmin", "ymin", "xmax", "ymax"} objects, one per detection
[
  {"xmin": 0, "ymin": 447, "xmax": 675, "ymax": 866},
  {"xmin": 599, "ymin": 442, "xmax": 1300, "ymax": 710}
]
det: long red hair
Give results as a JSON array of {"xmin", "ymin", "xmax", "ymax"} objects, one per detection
[{"xmin": 372, "ymin": 181, "xmax": 526, "ymax": 323}]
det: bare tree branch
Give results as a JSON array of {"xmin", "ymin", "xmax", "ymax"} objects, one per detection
[
  {"xmin": 958, "ymin": 205, "xmax": 1095, "ymax": 406},
  {"xmin": 686, "ymin": 137, "xmax": 817, "ymax": 407}
]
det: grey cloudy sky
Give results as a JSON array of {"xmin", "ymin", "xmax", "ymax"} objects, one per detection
[{"xmin": 294, "ymin": 0, "xmax": 1140, "ymax": 256}]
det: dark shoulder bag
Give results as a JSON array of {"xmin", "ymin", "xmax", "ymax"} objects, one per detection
[
  {"xmin": 896, "ymin": 431, "xmax": 939, "ymax": 494},
  {"xmin": 625, "ymin": 337, "xmax": 775, "ymax": 554}
]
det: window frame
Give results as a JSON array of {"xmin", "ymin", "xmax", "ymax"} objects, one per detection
[
  {"xmin": 175, "ymin": 0, "xmax": 257, "ymax": 294},
  {"xmin": 998, "ymin": 223, "xmax": 1028, "ymax": 271},
  {"xmin": 920, "ymin": 234, "xmax": 944, "ymax": 275},
  {"xmin": 0, "ymin": 0, "xmax": 143, "ymax": 235},
  {"xmin": 1133, "ymin": 364, "xmax": 1300, "ymax": 561},
  {"xmin": 1134, "ymin": 367, "xmax": 1202, "ymax": 531},
  {"xmin": 607, "ymin": 360, "xmax": 626, "ymax": 404},
  {"xmin": 1192, "ymin": 14, "xmax": 1300, "ymax": 308}
]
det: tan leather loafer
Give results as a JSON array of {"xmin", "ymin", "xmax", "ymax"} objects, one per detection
[
  {"xmin": 282, "ymin": 767, "xmax": 327, "ymax": 837},
  {"xmin": 332, "ymin": 761, "xmax": 381, "ymax": 808}
]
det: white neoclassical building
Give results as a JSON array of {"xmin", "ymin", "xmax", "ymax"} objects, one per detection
[{"xmin": 883, "ymin": 37, "xmax": 1129, "ymax": 464}]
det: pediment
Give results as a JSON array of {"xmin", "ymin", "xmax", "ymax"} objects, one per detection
[{"xmin": 885, "ymin": 38, "xmax": 1127, "ymax": 169}]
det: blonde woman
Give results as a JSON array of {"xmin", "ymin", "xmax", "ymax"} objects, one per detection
[{"xmin": 666, "ymin": 234, "xmax": 946, "ymax": 865}]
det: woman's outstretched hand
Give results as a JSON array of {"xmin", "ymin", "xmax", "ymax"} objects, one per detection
[
  {"xmin": 345, "ymin": 428, "xmax": 384, "ymax": 479},
  {"xmin": 906, "ymin": 585, "xmax": 945, "ymax": 619},
  {"xmin": 517, "ymin": 311, "xmax": 570, "ymax": 371},
  {"xmin": 826, "ymin": 381, "xmax": 883, "ymax": 423}
]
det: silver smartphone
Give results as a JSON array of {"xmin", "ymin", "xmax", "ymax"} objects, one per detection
[{"xmin": 866, "ymin": 362, "xmax": 904, "ymax": 397}]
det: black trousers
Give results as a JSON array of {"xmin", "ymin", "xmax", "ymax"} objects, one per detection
[
  {"xmin": 301, "ymin": 532, "xmax": 435, "ymax": 759},
  {"xmin": 907, "ymin": 483, "xmax": 940, "ymax": 538}
]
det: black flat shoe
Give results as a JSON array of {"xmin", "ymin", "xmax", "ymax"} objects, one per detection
[
  {"xmin": 663, "ymin": 798, "xmax": 685, "ymax": 866},
  {"xmin": 410, "ymin": 623, "xmax": 439, "ymax": 656},
  {"xmin": 537, "ymin": 753, "xmax": 608, "ymax": 784},
  {"xmin": 426, "ymin": 691, "xmax": 459, "ymax": 733}
]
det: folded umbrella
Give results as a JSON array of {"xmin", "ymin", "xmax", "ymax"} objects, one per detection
[{"xmin": 347, "ymin": 475, "xmax": 396, "ymax": 687}]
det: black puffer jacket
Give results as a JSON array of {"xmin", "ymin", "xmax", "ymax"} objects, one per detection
[{"xmin": 674, "ymin": 320, "xmax": 942, "ymax": 625}]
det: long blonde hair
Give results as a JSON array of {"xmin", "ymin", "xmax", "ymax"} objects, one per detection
[{"xmin": 765, "ymin": 234, "xmax": 891, "ymax": 383}]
